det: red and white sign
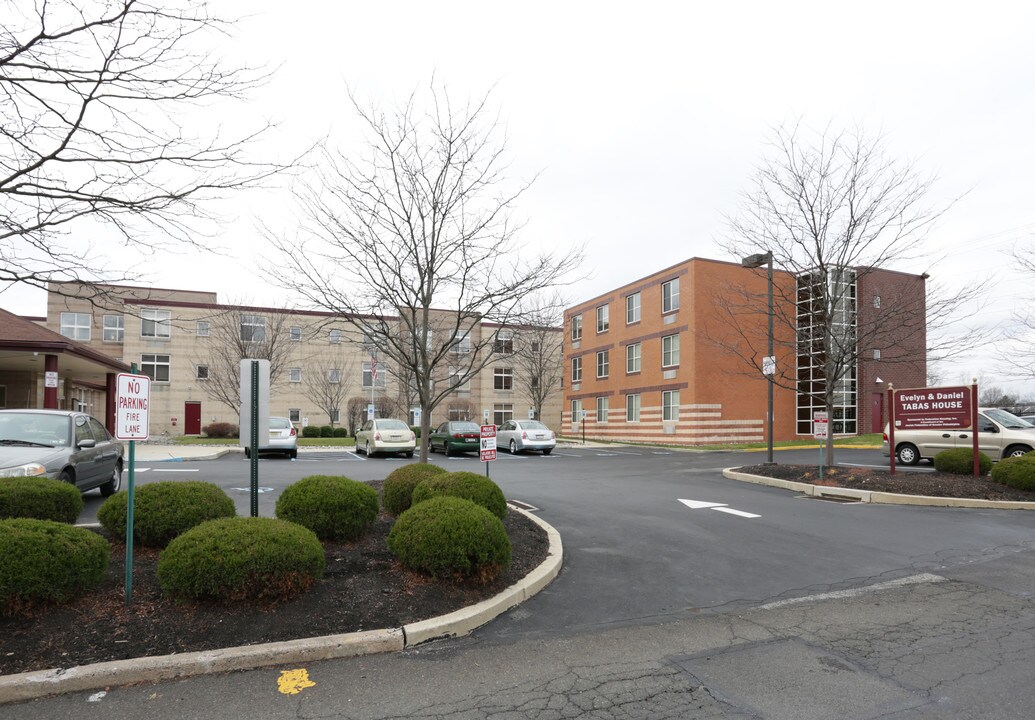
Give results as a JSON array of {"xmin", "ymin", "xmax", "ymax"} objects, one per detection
[
  {"xmin": 813, "ymin": 411, "xmax": 829, "ymax": 440},
  {"xmin": 480, "ymin": 424, "xmax": 497, "ymax": 462},
  {"xmin": 893, "ymin": 385, "xmax": 972, "ymax": 430},
  {"xmin": 115, "ymin": 373, "xmax": 151, "ymax": 440}
]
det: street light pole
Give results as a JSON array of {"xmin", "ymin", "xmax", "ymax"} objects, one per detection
[{"xmin": 742, "ymin": 251, "xmax": 775, "ymax": 464}]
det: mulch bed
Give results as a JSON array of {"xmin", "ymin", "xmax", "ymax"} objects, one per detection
[
  {"xmin": 0, "ymin": 503, "xmax": 549, "ymax": 677},
  {"xmin": 737, "ymin": 464, "xmax": 1035, "ymax": 502}
]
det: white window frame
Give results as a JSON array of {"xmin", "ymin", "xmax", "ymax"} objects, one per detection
[
  {"xmin": 362, "ymin": 361, "xmax": 386, "ymax": 388},
  {"xmin": 328, "ymin": 368, "xmax": 341, "ymax": 384},
  {"xmin": 240, "ymin": 314, "xmax": 266, "ymax": 343},
  {"xmin": 596, "ymin": 305, "xmax": 609, "ymax": 333},
  {"xmin": 196, "ymin": 321, "xmax": 210, "ymax": 337},
  {"xmin": 196, "ymin": 364, "xmax": 210, "ymax": 380},
  {"xmin": 626, "ymin": 293, "xmax": 641, "ymax": 324},
  {"xmin": 571, "ymin": 399, "xmax": 583, "ymax": 424},
  {"xmin": 141, "ymin": 353, "xmax": 170, "ymax": 382},
  {"xmin": 329, "ymin": 329, "xmax": 342, "ymax": 344},
  {"xmin": 662, "ymin": 278, "xmax": 680, "ymax": 313},
  {"xmin": 494, "ymin": 330, "xmax": 514, "ymax": 355},
  {"xmin": 662, "ymin": 334, "xmax": 680, "ymax": 367},
  {"xmin": 290, "ymin": 326, "xmax": 302, "ymax": 342},
  {"xmin": 571, "ymin": 314, "xmax": 583, "ymax": 341},
  {"xmin": 289, "ymin": 367, "xmax": 302, "ymax": 383},
  {"xmin": 493, "ymin": 403, "xmax": 514, "ymax": 426},
  {"xmin": 626, "ymin": 393, "xmax": 641, "ymax": 422},
  {"xmin": 60, "ymin": 312, "xmax": 91, "ymax": 341},
  {"xmin": 596, "ymin": 350, "xmax": 609, "ymax": 379},
  {"xmin": 571, "ymin": 356, "xmax": 583, "ymax": 383},
  {"xmin": 452, "ymin": 332, "xmax": 472, "ymax": 354},
  {"xmin": 662, "ymin": 390, "xmax": 680, "ymax": 421},
  {"xmin": 626, "ymin": 343, "xmax": 641, "ymax": 373},
  {"xmin": 102, "ymin": 314, "xmax": 124, "ymax": 342},
  {"xmin": 493, "ymin": 367, "xmax": 513, "ymax": 391},
  {"xmin": 596, "ymin": 396, "xmax": 608, "ymax": 423},
  {"xmin": 141, "ymin": 309, "xmax": 171, "ymax": 339},
  {"xmin": 289, "ymin": 408, "xmax": 301, "ymax": 422}
]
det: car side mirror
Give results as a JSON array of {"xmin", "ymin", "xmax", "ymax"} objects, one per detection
[{"xmin": 77, "ymin": 438, "xmax": 96, "ymax": 449}]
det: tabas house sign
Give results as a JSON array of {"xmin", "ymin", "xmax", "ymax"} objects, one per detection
[{"xmin": 893, "ymin": 385, "xmax": 972, "ymax": 430}]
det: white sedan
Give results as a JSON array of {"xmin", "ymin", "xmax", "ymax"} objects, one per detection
[
  {"xmin": 497, "ymin": 420, "xmax": 556, "ymax": 455},
  {"xmin": 355, "ymin": 418, "xmax": 416, "ymax": 458}
]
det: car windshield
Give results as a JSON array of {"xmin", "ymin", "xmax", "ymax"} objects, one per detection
[
  {"xmin": 521, "ymin": 421, "xmax": 549, "ymax": 430},
  {"xmin": 269, "ymin": 417, "xmax": 292, "ymax": 429},
  {"xmin": 452, "ymin": 422, "xmax": 480, "ymax": 433},
  {"xmin": 0, "ymin": 412, "xmax": 70, "ymax": 445},
  {"xmin": 377, "ymin": 419, "xmax": 408, "ymax": 430},
  {"xmin": 984, "ymin": 408, "xmax": 1034, "ymax": 429}
]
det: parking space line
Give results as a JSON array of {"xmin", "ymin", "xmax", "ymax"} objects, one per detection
[{"xmin": 152, "ymin": 468, "xmax": 199, "ymax": 472}]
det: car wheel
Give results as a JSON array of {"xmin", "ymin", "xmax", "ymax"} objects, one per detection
[
  {"xmin": 365, "ymin": 441, "xmax": 374, "ymax": 457},
  {"xmin": 99, "ymin": 462, "xmax": 122, "ymax": 497},
  {"xmin": 244, "ymin": 447, "xmax": 251, "ymax": 459},
  {"xmin": 510, "ymin": 439, "xmax": 518, "ymax": 454},
  {"xmin": 289, "ymin": 449, "xmax": 297, "ymax": 459},
  {"xmin": 404, "ymin": 451, "xmax": 414, "ymax": 459},
  {"xmin": 1004, "ymin": 445, "xmax": 1033, "ymax": 459},
  {"xmin": 58, "ymin": 469, "xmax": 74, "ymax": 486},
  {"xmin": 896, "ymin": 443, "xmax": 920, "ymax": 466},
  {"xmin": 542, "ymin": 448, "xmax": 552, "ymax": 455},
  {"xmin": 445, "ymin": 442, "xmax": 453, "ymax": 457}
]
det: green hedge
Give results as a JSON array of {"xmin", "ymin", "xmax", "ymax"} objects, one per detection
[
  {"xmin": 412, "ymin": 471, "xmax": 507, "ymax": 519},
  {"xmin": 302, "ymin": 425, "xmax": 322, "ymax": 438},
  {"xmin": 97, "ymin": 481, "xmax": 236, "ymax": 548},
  {"xmin": 0, "ymin": 519, "xmax": 109, "ymax": 616},
  {"xmin": 383, "ymin": 463, "xmax": 447, "ymax": 516},
  {"xmin": 0, "ymin": 477, "xmax": 83, "ymax": 523},
  {"xmin": 157, "ymin": 517, "xmax": 325, "ymax": 602},
  {"xmin": 320, "ymin": 425, "xmax": 334, "ymax": 438},
  {"xmin": 332, "ymin": 427, "xmax": 349, "ymax": 438},
  {"xmin": 387, "ymin": 496, "xmax": 511, "ymax": 581},
  {"xmin": 275, "ymin": 475, "xmax": 378, "ymax": 541},
  {"xmin": 990, "ymin": 454, "xmax": 1035, "ymax": 491},
  {"xmin": 933, "ymin": 448, "xmax": 992, "ymax": 475}
]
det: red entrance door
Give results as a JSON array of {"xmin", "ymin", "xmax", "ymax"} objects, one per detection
[
  {"xmin": 185, "ymin": 402, "xmax": 202, "ymax": 435},
  {"xmin": 871, "ymin": 393, "xmax": 884, "ymax": 434}
]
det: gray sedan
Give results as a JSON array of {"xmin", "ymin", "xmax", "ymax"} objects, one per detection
[
  {"xmin": 0, "ymin": 409, "xmax": 124, "ymax": 496},
  {"xmin": 497, "ymin": 419, "xmax": 556, "ymax": 455}
]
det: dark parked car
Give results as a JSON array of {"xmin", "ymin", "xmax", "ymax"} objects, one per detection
[
  {"xmin": 0, "ymin": 409, "xmax": 124, "ymax": 496},
  {"xmin": 427, "ymin": 421, "xmax": 482, "ymax": 456}
]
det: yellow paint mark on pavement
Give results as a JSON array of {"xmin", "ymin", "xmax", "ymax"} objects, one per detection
[{"xmin": 277, "ymin": 668, "xmax": 316, "ymax": 695}]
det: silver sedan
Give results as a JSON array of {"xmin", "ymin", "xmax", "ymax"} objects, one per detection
[{"xmin": 497, "ymin": 420, "xmax": 556, "ymax": 455}]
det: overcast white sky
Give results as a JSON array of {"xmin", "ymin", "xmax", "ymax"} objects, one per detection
[{"xmin": 4, "ymin": 1, "xmax": 1034, "ymax": 394}]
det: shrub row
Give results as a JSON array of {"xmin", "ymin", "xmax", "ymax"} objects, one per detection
[
  {"xmin": 383, "ymin": 463, "xmax": 447, "ymax": 515},
  {"xmin": 933, "ymin": 448, "xmax": 993, "ymax": 475},
  {"xmin": 0, "ymin": 477, "xmax": 83, "ymax": 523},
  {"xmin": 301, "ymin": 425, "xmax": 347, "ymax": 438},
  {"xmin": 275, "ymin": 475, "xmax": 378, "ymax": 541},
  {"xmin": 202, "ymin": 422, "xmax": 239, "ymax": 439}
]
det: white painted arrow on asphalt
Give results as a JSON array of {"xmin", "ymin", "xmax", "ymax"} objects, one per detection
[{"xmin": 679, "ymin": 498, "xmax": 760, "ymax": 519}]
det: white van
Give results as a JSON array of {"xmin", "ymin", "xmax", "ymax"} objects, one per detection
[{"xmin": 881, "ymin": 408, "xmax": 1035, "ymax": 465}]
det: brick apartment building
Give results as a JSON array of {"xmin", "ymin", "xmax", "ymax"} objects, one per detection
[
  {"xmin": 16, "ymin": 282, "xmax": 563, "ymax": 436},
  {"xmin": 562, "ymin": 257, "xmax": 927, "ymax": 445}
]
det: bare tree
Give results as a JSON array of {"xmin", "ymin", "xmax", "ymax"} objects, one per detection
[
  {"xmin": 194, "ymin": 305, "xmax": 297, "ymax": 412},
  {"xmin": 346, "ymin": 395, "xmax": 401, "ymax": 436},
  {"xmin": 717, "ymin": 122, "xmax": 983, "ymax": 466},
  {"xmin": 511, "ymin": 296, "xmax": 565, "ymax": 422},
  {"xmin": 1, "ymin": 0, "xmax": 282, "ymax": 298},
  {"xmin": 265, "ymin": 83, "xmax": 582, "ymax": 461},
  {"xmin": 302, "ymin": 352, "xmax": 357, "ymax": 427},
  {"xmin": 1000, "ymin": 243, "xmax": 1035, "ymax": 382}
]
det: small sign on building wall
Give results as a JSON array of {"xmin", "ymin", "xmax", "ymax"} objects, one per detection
[{"xmin": 44, "ymin": 371, "xmax": 58, "ymax": 388}]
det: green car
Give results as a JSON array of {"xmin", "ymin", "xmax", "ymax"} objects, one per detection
[{"xmin": 428, "ymin": 421, "xmax": 482, "ymax": 456}]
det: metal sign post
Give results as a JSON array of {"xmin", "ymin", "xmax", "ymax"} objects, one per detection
[
  {"xmin": 115, "ymin": 369, "xmax": 151, "ymax": 606},
  {"xmin": 813, "ymin": 411, "xmax": 828, "ymax": 482}
]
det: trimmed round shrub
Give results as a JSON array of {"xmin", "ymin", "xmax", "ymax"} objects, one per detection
[
  {"xmin": 202, "ymin": 422, "xmax": 238, "ymax": 439},
  {"xmin": 387, "ymin": 496, "xmax": 511, "ymax": 581},
  {"xmin": 933, "ymin": 448, "xmax": 993, "ymax": 475},
  {"xmin": 383, "ymin": 463, "xmax": 448, "ymax": 516},
  {"xmin": 275, "ymin": 475, "xmax": 378, "ymax": 541},
  {"xmin": 320, "ymin": 425, "xmax": 334, "ymax": 438},
  {"xmin": 0, "ymin": 519, "xmax": 109, "ymax": 616},
  {"xmin": 332, "ymin": 427, "xmax": 348, "ymax": 438},
  {"xmin": 412, "ymin": 471, "xmax": 507, "ymax": 519},
  {"xmin": 0, "ymin": 477, "xmax": 83, "ymax": 523},
  {"xmin": 97, "ymin": 481, "xmax": 236, "ymax": 548},
  {"xmin": 302, "ymin": 425, "xmax": 322, "ymax": 438},
  {"xmin": 990, "ymin": 454, "xmax": 1035, "ymax": 491},
  {"xmin": 157, "ymin": 517, "xmax": 324, "ymax": 602}
]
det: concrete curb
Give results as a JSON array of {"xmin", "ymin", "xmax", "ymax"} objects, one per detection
[
  {"xmin": 0, "ymin": 506, "xmax": 562, "ymax": 705},
  {"xmin": 723, "ymin": 468, "xmax": 1035, "ymax": 510}
]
